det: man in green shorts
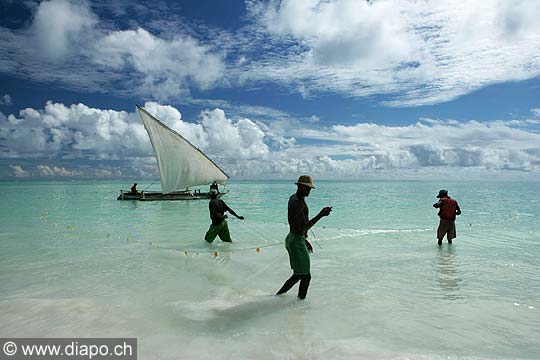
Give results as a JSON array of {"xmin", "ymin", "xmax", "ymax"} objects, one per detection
[
  {"xmin": 276, "ymin": 175, "xmax": 332, "ymax": 299},
  {"xmin": 205, "ymin": 189, "xmax": 244, "ymax": 243}
]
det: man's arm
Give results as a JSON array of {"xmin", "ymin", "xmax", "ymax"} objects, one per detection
[
  {"xmin": 306, "ymin": 207, "xmax": 332, "ymax": 231},
  {"xmin": 456, "ymin": 203, "xmax": 461, "ymax": 215},
  {"xmin": 304, "ymin": 207, "xmax": 331, "ymax": 254},
  {"xmin": 223, "ymin": 202, "xmax": 244, "ymax": 220},
  {"xmin": 433, "ymin": 200, "xmax": 442, "ymax": 208}
]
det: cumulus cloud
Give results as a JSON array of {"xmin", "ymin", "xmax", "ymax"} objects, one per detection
[
  {"xmin": 37, "ymin": 164, "xmax": 82, "ymax": 177},
  {"xmin": 288, "ymin": 119, "xmax": 540, "ymax": 173},
  {"xmin": 30, "ymin": 0, "xmax": 97, "ymax": 60},
  {"xmin": 0, "ymin": 101, "xmax": 150, "ymax": 160},
  {"xmin": 9, "ymin": 165, "xmax": 28, "ymax": 177},
  {"xmin": 92, "ymin": 27, "xmax": 224, "ymax": 99},
  {"xmin": 199, "ymin": 109, "xmax": 269, "ymax": 160},
  {"xmin": 0, "ymin": 101, "xmax": 275, "ymax": 178},
  {"xmin": 1, "ymin": 101, "xmax": 539, "ymax": 180},
  {"xmin": 259, "ymin": 0, "xmax": 416, "ymax": 69}
]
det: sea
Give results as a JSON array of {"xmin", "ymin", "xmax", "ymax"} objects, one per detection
[{"xmin": 0, "ymin": 180, "xmax": 539, "ymax": 359}]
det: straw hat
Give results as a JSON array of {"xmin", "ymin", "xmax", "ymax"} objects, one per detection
[{"xmin": 295, "ymin": 175, "xmax": 315, "ymax": 189}]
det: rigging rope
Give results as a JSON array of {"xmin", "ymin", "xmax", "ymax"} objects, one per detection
[{"xmin": 143, "ymin": 179, "xmax": 160, "ymax": 192}]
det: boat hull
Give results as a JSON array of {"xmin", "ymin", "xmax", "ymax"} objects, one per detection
[{"xmin": 117, "ymin": 190, "xmax": 226, "ymax": 201}]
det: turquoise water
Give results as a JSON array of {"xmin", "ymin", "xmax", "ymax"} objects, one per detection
[{"xmin": 0, "ymin": 180, "xmax": 539, "ymax": 359}]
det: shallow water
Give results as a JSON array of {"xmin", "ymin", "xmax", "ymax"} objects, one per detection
[{"xmin": 0, "ymin": 180, "xmax": 539, "ymax": 359}]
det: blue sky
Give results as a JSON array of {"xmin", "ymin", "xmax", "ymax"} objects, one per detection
[{"xmin": 0, "ymin": 0, "xmax": 539, "ymax": 180}]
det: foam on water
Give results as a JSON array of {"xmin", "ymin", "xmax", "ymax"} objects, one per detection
[{"xmin": 0, "ymin": 180, "xmax": 539, "ymax": 359}]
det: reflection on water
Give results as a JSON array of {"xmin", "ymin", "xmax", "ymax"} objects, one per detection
[{"xmin": 433, "ymin": 246, "xmax": 463, "ymax": 300}]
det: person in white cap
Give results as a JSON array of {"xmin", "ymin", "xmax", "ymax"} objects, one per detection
[
  {"xmin": 204, "ymin": 188, "xmax": 244, "ymax": 243},
  {"xmin": 276, "ymin": 175, "xmax": 332, "ymax": 299}
]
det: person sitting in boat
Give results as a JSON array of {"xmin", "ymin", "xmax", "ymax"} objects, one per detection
[
  {"xmin": 205, "ymin": 189, "xmax": 244, "ymax": 243},
  {"xmin": 130, "ymin": 183, "xmax": 139, "ymax": 194},
  {"xmin": 210, "ymin": 181, "xmax": 219, "ymax": 193}
]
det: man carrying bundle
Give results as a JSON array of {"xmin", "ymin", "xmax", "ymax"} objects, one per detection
[
  {"xmin": 276, "ymin": 175, "xmax": 332, "ymax": 300},
  {"xmin": 433, "ymin": 189, "xmax": 462, "ymax": 245}
]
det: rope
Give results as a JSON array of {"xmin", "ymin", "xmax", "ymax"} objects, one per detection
[
  {"xmin": 143, "ymin": 179, "xmax": 160, "ymax": 192},
  {"xmin": 231, "ymin": 217, "xmax": 276, "ymax": 243},
  {"xmin": 237, "ymin": 253, "xmax": 283, "ymax": 290},
  {"xmin": 148, "ymin": 220, "xmax": 329, "ymax": 257},
  {"xmin": 309, "ymin": 228, "xmax": 322, "ymax": 249},
  {"xmin": 149, "ymin": 240, "xmax": 284, "ymax": 256}
]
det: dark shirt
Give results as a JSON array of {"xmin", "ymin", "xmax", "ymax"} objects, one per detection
[
  {"xmin": 209, "ymin": 198, "xmax": 231, "ymax": 226},
  {"xmin": 288, "ymin": 192, "xmax": 309, "ymax": 235}
]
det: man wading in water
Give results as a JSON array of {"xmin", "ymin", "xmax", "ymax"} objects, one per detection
[
  {"xmin": 433, "ymin": 189, "xmax": 461, "ymax": 245},
  {"xmin": 276, "ymin": 175, "xmax": 332, "ymax": 299},
  {"xmin": 205, "ymin": 189, "xmax": 244, "ymax": 243}
]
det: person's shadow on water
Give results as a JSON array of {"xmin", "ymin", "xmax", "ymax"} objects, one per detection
[{"xmin": 176, "ymin": 292, "xmax": 301, "ymax": 332}]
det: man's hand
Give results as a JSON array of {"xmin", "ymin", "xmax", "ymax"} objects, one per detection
[
  {"xmin": 319, "ymin": 206, "xmax": 332, "ymax": 217},
  {"xmin": 238, "ymin": 216, "xmax": 245, "ymax": 220},
  {"xmin": 305, "ymin": 239, "xmax": 314, "ymax": 254}
]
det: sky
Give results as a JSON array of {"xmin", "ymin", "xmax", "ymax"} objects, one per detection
[{"xmin": 0, "ymin": 0, "xmax": 539, "ymax": 181}]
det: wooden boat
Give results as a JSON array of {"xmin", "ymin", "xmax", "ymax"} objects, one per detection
[
  {"xmin": 117, "ymin": 189, "xmax": 227, "ymax": 201},
  {"xmin": 118, "ymin": 106, "xmax": 229, "ymax": 201}
]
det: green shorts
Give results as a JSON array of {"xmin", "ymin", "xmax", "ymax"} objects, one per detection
[
  {"xmin": 205, "ymin": 220, "xmax": 231, "ymax": 243},
  {"xmin": 285, "ymin": 232, "xmax": 310, "ymax": 275}
]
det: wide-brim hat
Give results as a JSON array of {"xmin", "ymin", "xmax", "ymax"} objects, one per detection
[
  {"xmin": 436, "ymin": 189, "xmax": 448, "ymax": 198},
  {"xmin": 295, "ymin": 175, "xmax": 315, "ymax": 189}
]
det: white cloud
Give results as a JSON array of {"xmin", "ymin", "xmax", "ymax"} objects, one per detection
[
  {"xmin": 0, "ymin": 101, "xmax": 273, "ymax": 177},
  {"xmin": 93, "ymin": 168, "xmax": 122, "ymax": 178},
  {"xmin": 0, "ymin": 94, "xmax": 12, "ymax": 106},
  {"xmin": 199, "ymin": 108, "xmax": 269, "ymax": 160},
  {"xmin": 0, "ymin": 0, "xmax": 225, "ymax": 100},
  {"xmin": 9, "ymin": 165, "xmax": 29, "ymax": 177},
  {"xmin": 244, "ymin": 0, "xmax": 540, "ymax": 106},
  {"xmin": 1, "ymin": 102, "xmax": 539, "ymax": 180},
  {"xmin": 260, "ymin": 0, "xmax": 415, "ymax": 69},
  {"xmin": 30, "ymin": 0, "xmax": 97, "ymax": 60},
  {"xmin": 0, "ymin": 101, "xmax": 150, "ymax": 159},
  {"xmin": 142, "ymin": 102, "xmax": 208, "ymax": 148},
  {"xmin": 36, "ymin": 164, "xmax": 82, "ymax": 177},
  {"xmin": 92, "ymin": 27, "xmax": 225, "ymax": 100},
  {"xmin": 1, "ymin": 0, "xmax": 539, "ymax": 106}
]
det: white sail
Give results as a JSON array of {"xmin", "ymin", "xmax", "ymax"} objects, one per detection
[{"xmin": 137, "ymin": 106, "xmax": 229, "ymax": 193}]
